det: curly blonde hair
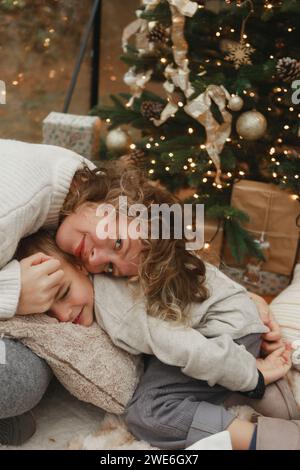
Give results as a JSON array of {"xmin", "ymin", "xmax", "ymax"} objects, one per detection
[{"xmin": 61, "ymin": 161, "xmax": 208, "ymax": 324}]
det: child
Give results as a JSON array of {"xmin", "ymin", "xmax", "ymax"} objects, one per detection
[{"xmin": 16, "ymin": 230, "xmax": 300, "ymax": 451}]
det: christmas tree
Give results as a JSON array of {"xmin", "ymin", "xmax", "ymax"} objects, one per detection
[{"xmin": 92, "ymin": 0, "xmax": 300, "ymax": 263}]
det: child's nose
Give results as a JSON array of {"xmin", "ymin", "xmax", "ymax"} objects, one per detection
[{"xmin": 51, "ymin": 306, "xmax": 72, "ymax": 323}]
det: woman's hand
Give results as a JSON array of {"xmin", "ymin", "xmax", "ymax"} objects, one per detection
[
  {"xmin": 17, "ymin": 252, "xmax": 64, "ymax": 315},
  {"xmin": 256, "ymin": 344, "xmax": 292, "ymax": 385},
  {"xmin": 248, "ymin": 292, "xmax": 284, "ymax": 355}
]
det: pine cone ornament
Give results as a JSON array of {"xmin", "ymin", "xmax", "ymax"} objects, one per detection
[
  {"xmin": 148, "ymin": 24, "xmax": 168, "ymax": 45},
  {"xmin": 276, "ymin": 57, "xmax": 300, "ymax": 82},
  {"xmin": 120, "ymin": 149, "xmax": 147, "ymax": 168},
  {"xmin": 141, "ymin": 101, "xmax": 164, "ymax": 120}
]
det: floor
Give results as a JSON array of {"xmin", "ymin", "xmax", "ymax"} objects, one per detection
[{"xmin": 1, "ymin": 378, "xmax": 105, "ymax": 450}]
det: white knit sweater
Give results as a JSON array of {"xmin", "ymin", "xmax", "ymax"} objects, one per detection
[{"xmin": 0, "ymin": 139, "xmax": 95, "ymax": 319}]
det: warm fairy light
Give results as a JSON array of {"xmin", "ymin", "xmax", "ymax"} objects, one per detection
[
  {"xmin": 178, "ymin": 101, "xmax": 184, "ymax": 107},
  {"xmin": 277, "ymin": 97, "xmax": 282, "ymax": 102},
  {"xmin": 129, "ymin": 144, "xmax": 136, "ymax": 150},
  {"xmin": 106, "ymin": 119, "xmax": 111, "ymax": 123},
  {"xmin": 160, "ymin": 136, "xmax": 166, "ymax": 140},
  {"xmin": 183, "ymin": 165, "xmax": 188, "ymax": 170},
  {"xmin": 44, "ymin": 38, "xmax": 50, "ymax": 47},
  {"xmin": 295, "ymin": 175, "xmax": 299, "ymax": 179},
  {"xmin": 149, "ymin": 169, "xmax": 154, "ymax": 174},
  {"xmin": 190, "ymin": 162, "xmax": 196, "ymax": 168},
  {"xmin": 151, "ymin": 160, "xmax": 156, "ymax": 164},
  {"xmin": 12, "ymin": 80, "xmax": 19, "ymax": 86},
  {"xmin": 165, "ymin": 166, "xmax": 170, "ymax": 171},
  {"xmin": 193, "ymin": 193, "xmax": 199, "ymax": 199},
  {"xmin": 146, "ymin": 143, "xmax": 151, "ymax": 149},
  {"xmin": 169, "ymin": 152, "xmax": 174, "ymax": 157},
  {"xmin": 155, "ymin": 143, "xmax": 159, "ymax": 147},
  {"xmin": 269, "ymin": 147, "xmax": 276, "ymax": 155},
  {"xmin": 208, "ymin": 160, "xmax": 213, "ymax": 164},
  {"xmin": 188, "ymin": 128, "xmax": 194, "ymax": 134},
  {"xmin": 160, "ymin": 57, "xmax": 167, "ymax": 64},
  {"xmin": 217, "ymin": 184, "xmax": 222, "ymax": 189},
  {"xmin": 288, "ymin": 28, "xmax": 293, "ymax": 32},
  {"xmin": 227, "ymin": 172, "xmax": 232, "ymax": 177},
  {"xmin": 239, "ymin": 171, "xmax": 245, "ymax": 176},
  {"xmin": 216, "ymin": 32, "xmax": 221, "ymax": 37},
  {"xmin": 270, "ymin": 55, "xmax": 274, "ymax": 59},
  {"xmin": 289, "ymin": 107, "xmax": 294, "ymax": 112},
  {"xmin": 272, "ymin": 172, "xmax": 277, "ymax": 178},
  {"xmin": 188, "ymin": 157, "xmax": 193, "ymax": 163},
  {"xmin": 277, "ymin": 138, "xmax": 283, "ymax": 143},
  {"xmin": 207, "ymin": 171, "xmax": 212, "ymax": 175},
  {"xmin": 203, "ymin": 178, "xmax": 208, "ymax": 182},
  {"xmin": 200, "ymin": 144, "xmax": 206, "ymax": 149},
  {"xmin": 230, "ymin": 29, "xmax": 235, "ymax": 33},
  {"xmin": 149, "ymin": 137, "xmax": 154, "ymax": 142},
  {"xmin": 291, "ymin": 195, "xmax": 299, "ymax": 200},
  {"xmin": 204, "ymin": 243, "xmax": 210, "ymax": 250},
  {"xmin": 284, "ymin": 125, "xmax": 290, "ymax": 130}
]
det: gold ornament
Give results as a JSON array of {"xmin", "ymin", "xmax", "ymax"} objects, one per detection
[
  {"xmin": 236, "ymin": 110, "xmax": 267, "ymax": 141},
  {"xmin": 228, "ymin": 95, "xmax": 244, "ymax": 111},
  {"xmin": 106, "ymin": 128, "xmax": 130, "ymax": 153},
  {"xmin": 225, "ymin": 40, "xmax": 255, "ymax": 69}
]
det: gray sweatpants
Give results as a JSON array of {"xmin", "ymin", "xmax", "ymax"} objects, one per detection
[
  {"xmin": 124, "ymin": 334, "xmax": 261, "ymax": 449},
  {"xmin": 0, "ymin": 339, "xmax": 52, "ymax": 419}
]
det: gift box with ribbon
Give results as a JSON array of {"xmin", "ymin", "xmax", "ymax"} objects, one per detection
[
  {"xmin": 43, "ymin": 112, "xmax": 101, "ymax": 160},
  {"xmin": 222, "ymin": 180, "xmax": 300, "ymax": 294}
]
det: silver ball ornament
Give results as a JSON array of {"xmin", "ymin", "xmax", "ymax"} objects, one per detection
[
  {"xmin": 228, "ymin": 95, "xmax": 244, "ymax": 112},
  {"xmin": 106, "ymin": 127, "xmax": 130, "ymax": 152},
  {"xmin": 236, "ymin": 110, "xmax": 267, "ymax": 141}
]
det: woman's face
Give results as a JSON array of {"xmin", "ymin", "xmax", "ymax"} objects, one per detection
[{"xmin": 56, "ymin": 202, "xmax": 145, "ymax": 277}]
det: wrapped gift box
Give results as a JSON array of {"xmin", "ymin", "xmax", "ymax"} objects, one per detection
[
  {"xmin": 43, "ymin": 112, "xmax": 101, "ymax": 160},
  {"xmin": 202, "ymin": 218, "xmax": 224, "ymax": 267},
  {"xmin": 223, "ymin": 180, "xmax": 300, "ymax": 276}
]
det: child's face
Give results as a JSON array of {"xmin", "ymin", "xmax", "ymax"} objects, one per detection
[
  {"xmin": 47, "ymin": 257, "xmax": 94, "ymax": 326},
  {"xmin": 56, "ymin": 202, "xmax": 145, "ymax": 277}
]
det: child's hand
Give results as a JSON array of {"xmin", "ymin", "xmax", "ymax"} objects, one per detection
[
  {"xmin": 17, "ymin": 252, "xmax": 64, "ymax": 315},
  {"xmin": 256, "ymin": 344, "xmax": 292, "ymax": 385},
  {"xmin": 261, "ymin": 314, "xmax": 284, "ymax": 355},
  {"xmin": 248, "ymin": 292, "xmax": 284, "ymax": 355}
]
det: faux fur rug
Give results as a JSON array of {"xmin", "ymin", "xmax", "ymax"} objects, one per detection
[{"xmin": 68, "ymin": 371, "xmax": 300, "ymax": 450}]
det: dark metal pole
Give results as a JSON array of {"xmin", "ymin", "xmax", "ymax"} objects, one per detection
[
  {"xmin": 63, "ymin": 0, "xmax": 101, "ymax": 113},
  {"xmin": 90, "ymin": 0, "xmax": 102, "ymax": 109}
]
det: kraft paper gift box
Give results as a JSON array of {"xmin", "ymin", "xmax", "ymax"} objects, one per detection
[
  {"xmin": 202, "ymin": 218, "xmax": 224, "ymax": 267},
  {"xmin": 223, "ymin": 179, "xmax": 300, "ymax": 277},
  {"xmin": 43, "ymin": 112, "xmax": 101, "ymax": 160}
]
